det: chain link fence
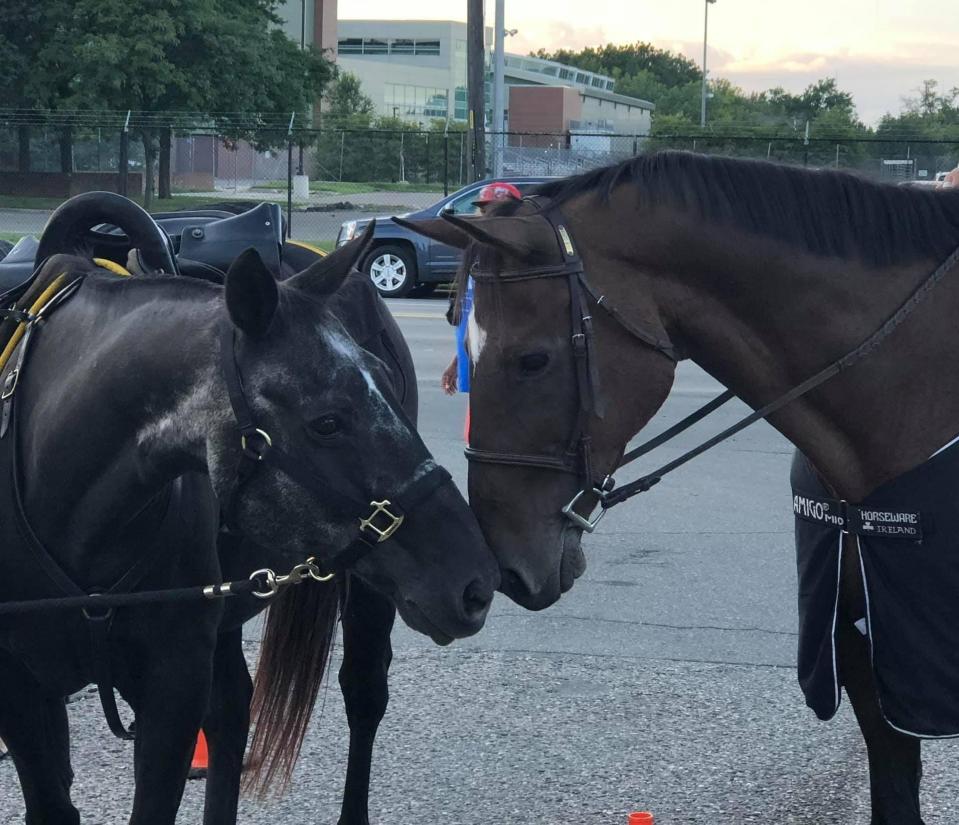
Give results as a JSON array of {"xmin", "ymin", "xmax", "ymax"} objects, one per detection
[{"xmin": 3, "ymin": 118, "xmax": 959, "ymax": 248}]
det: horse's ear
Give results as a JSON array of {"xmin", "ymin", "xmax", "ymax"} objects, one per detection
[
  {"xmin": 392, "ymin": 216, "xmax": 472, "ymax": 249},
  {"xmin": 225, "ymin": 247, "xmax": 278, "ymax": 337},
  {"xmin": 287, "ymin": 221, "xmax": 376, "ymax": 298},
  {"xmin": 440, "ymin": 213, "xmax": 555, "ymax": 260}
]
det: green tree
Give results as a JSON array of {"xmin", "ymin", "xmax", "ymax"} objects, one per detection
[
  {"xmin": 33, "ymin": 0, "xmax": 333, "ymax": 205},
  {"xmin": 325, "ymin": 72, "xmax": 376, "ymax": 123},
  {"xmin": 0, "ymin": 0, "xmax": 71, "ymax": 171}
]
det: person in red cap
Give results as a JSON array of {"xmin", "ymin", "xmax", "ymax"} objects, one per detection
[{"xmin": 441, "ymin": 181, "xmax": 522, "ymax": 397}]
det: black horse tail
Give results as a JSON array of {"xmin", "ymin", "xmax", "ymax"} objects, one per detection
[{"xmin": 243, "ymin": 578, "xmax": 342, "ymax": 796}]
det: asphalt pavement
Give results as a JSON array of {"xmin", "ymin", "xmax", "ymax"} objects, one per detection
[{"xmin": 2, "ymin": 297, "xmax": 958, "ymax": 824}]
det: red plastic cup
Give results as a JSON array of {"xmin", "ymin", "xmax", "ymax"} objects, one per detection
[{"xmin": 628, "ymin": 813, "xmax": 654, "ymax": 825}]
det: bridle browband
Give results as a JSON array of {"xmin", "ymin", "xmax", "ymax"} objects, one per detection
[
  {"xmin": 220, "ymin": 320, "xmax": 451, "ymax": 574},
  {"xmin": 464, "ymin": 195, "xmax": 959, "ymax": 533}
]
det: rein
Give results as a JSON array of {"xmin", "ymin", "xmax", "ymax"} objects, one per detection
[{"xmin": 466, "ymin": 196, "xmax": 959, "ymax": 532}]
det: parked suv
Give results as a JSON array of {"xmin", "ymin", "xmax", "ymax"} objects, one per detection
[{"xmin": 336, "ymin": 176, "xmax": 550, "ymax": 297}]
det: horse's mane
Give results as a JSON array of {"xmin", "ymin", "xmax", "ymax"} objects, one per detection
[{"xmin": 531, "ymin": 150, "xmax": 959, "ymax": 268}]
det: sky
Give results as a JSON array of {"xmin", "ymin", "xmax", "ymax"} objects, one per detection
[{"xmin": 337, "ymin": 0, "xmax": 959, "ymax": 125}]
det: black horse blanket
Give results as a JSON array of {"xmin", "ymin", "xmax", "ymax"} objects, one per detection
[{"xmin": 792, "ymin": 442, "xmax": 959, "ymax": 738}]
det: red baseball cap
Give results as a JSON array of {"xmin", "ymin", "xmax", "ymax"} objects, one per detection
[{"xmin": 472, "ymin": 181, "xmax": 523, "ymax": 206}]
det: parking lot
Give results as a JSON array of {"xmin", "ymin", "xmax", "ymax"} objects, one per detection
[{"xmin": 2, "ymin": 297, "xmax": 958, "ymax": 824}]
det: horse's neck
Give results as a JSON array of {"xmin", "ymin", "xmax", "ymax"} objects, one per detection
[
  {"xmin": 643, "ymin": 218, "xmax": 959, "ymax": 500},
  {"xmin": 17, "ymin": 278, "xmax": 221, "ymax": 556}
]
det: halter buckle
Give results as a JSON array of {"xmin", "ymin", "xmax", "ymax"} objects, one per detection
[
  {"xmin": 359, "ymin": 500, "xmax": 405, "ymax": 543},
  {"xmin": 240, "ymin": 428, "xmax": 272, "ymax": 461}
]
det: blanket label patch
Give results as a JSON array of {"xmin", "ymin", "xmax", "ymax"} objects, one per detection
[{"xmin": 793, "ymin": 494, "xmax": 923, "ymax": 541}]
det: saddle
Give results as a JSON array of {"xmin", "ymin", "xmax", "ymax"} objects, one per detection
[{"xmin": 0, "ymin": 201, "xmax": 285, "ymax": 297}]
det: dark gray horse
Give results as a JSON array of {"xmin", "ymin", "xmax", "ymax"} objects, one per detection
[{"xmin": 0, "ymin": 206, "xmax": 498, "ymax": 823}]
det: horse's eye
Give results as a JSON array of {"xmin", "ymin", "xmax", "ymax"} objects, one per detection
[
  {"xmin": 519, "ymin": 352, "xmax": 549, "ymax": 374},
  {"xmin": 310, "ymin": 415, "xmax": 343, "ymax": 438}
]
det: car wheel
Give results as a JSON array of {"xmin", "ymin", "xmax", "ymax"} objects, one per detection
[{"xmin": 365, "ymin": 245, "xmax": 416, "ymax": 298}]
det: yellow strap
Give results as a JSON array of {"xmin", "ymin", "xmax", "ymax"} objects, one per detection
[
  {"xmin": 0, "ymin": 273, "xmax": 69, "ymax": 374},
  {"xmin": 286, "ymin": 239, "xmax": 327, "ymax": 257},
  {"xmin": 93, "ymin": 257, "xmax": 132, "ymax": 277}
]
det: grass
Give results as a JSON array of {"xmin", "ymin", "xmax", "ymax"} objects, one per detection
[
  {"xmin": 0, "ymin": 232, "xmax": 23, "ymax": 243},
  {"xmin": 0, "ymin": 193, "xmax": 288, "ymax": 211},
  {"xmin": 251, "ymin": 179, "xmax": 446, "ymax": 194}
]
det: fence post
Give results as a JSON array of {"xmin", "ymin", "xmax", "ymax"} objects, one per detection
[
  {"xmin": 117, "ymin": 111, "xmax": 131, "ymax": 197},
  {"xmin": 443, "ymin": 122, "xmax": 450, "ymax": 196},
  {"xmin": 339, "ymin": 131, "xmax": 345, "ymax": 182},
  {"xmin": 425, "ymin": 132, "xmax": 431, "ymax": 185},
  {"xmin": 286, "ymin": 137, "xmax": 294, "ymax": 239}
]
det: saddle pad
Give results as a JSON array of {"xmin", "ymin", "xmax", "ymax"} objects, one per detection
[{"xmin": 792, "ymin": 442, "xmax": 959, "ymax": 738}]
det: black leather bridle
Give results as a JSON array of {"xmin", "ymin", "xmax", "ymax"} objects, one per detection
[
  {"xmin": 220, "ymin": 320, "xmax": 453, "ymax": 574},
  {"xmin": 463, "ymin": 195, "xmax": 959, "ymax": 533},
  {"xmin": 464, "ymin": 197, "xmax": 683, "ymax": 533}
]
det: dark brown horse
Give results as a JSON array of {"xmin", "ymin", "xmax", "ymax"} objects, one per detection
[{"xmin": 399, "ymin": 151, "xmax": 959, "ymax": 824}]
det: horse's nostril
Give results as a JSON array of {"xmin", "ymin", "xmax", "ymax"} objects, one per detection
[{"xmin": 462, "ymin": 578, "xmax": 492, "ymax": 618}]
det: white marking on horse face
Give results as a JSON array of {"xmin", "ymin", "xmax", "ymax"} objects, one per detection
[
  {"xmin": 467, "ymin": 303, "xmax": 487, "ymax": 365},
  {"xmin": 324, "ymin": 329, "xmax": 407, "ymax": 438}
]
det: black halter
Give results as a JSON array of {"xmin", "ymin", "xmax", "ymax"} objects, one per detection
[
  {"xmin": 464, "ymin": 196, "xmax": 959, "ymax": 533},
  {"xmin": 220, "ymin": 321, "xmax": 451, "ymax": 574}
]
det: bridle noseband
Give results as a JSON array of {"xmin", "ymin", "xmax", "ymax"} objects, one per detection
[
  {"xmin": 463, "ymin": 195, "xmax": 959, "ymax": 533},
  {"xmin": 220, "ymin": 321, "xmax": 451, "ymax": 574}
]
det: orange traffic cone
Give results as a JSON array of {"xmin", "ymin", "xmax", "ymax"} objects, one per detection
[
  {"xmin": 628, "ymin": 813, "xmax": 654, "ymax": 825},
  {"xmin": 188, "ymin": 730, "xmax": 208, "ymax": 780}
]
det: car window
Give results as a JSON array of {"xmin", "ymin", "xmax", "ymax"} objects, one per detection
[
  {"xmin": 445, "ymin": 188, "xmax": 482, "ymax": 215},
  {"xmin": 440, "ymin": 181, "xmax": 544, "ymax": 216}
]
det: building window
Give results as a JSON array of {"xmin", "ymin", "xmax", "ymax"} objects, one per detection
[
  {"xmin": 592, "ymin": 76, "xmax": 605, "ymax": 88},
  {"xmin": 576, "ymin": 72, "xmax": 590, "ymax": 85},
  {"xmin": 390, "ymin": 39, "xmax": 414, "ymax": 55},
  {"xmin": 338, "ymin": 38, "xmax": 362, "ymax": 54},
  {"xmin": 454, "ymin": 86, "xmax": 468, "ymax": 120},
  {"xmin": 606, "ymin": 80, "xmax": 616, "ymax": 91},
  {"xmin": 414, "ymin": 39, "xmax": 441, "ymax": 56},
  {"xmin": 385, "ymin": 83, "xmax": 450, "ymax": 119}
]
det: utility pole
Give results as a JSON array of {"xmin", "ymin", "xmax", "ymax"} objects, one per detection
[
  {"xmin": 700, "ymin": 0, "xmax": 717, "ymax": 128},
  {"xmin": 297, "ymin": 0, "xmax": 306, "ymax": 175},
  {"xmin": 467, "ymin": 0, "xmax": 486, "ymax": 181},
  {"xmin": 492, "ymin": 0, "xmax": 506, "ymax": 177}
]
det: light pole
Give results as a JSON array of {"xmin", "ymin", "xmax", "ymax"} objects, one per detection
[
  {"xmin": 492, "ymin": 15, "xmax": 518, "ymax": 178},
  {"xmin": 700, "ymin": 0, "xmax": 717, "ymax": 129}
]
